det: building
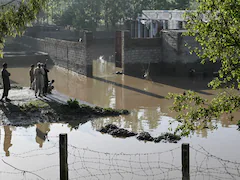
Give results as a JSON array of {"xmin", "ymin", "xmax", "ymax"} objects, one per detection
[{"xmin": 129, "ymin": 10, "xmax": 190, "ymax": 38}]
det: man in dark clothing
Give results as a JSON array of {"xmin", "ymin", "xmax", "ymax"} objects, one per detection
[
  {"xmin": 1, "ymin": 63, "xmax": 11, "ymax": 101},
  {"xmin": 43, "ymin": 64, "xmax": 49, "ymax": 95},
  {"xmin": 29, "ymin": 64, "xmax": 35, "ymax": 89}
]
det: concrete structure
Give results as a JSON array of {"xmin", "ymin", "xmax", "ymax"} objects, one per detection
[
  {"xmin": 130, "ymin": 10, "xmax": 191, "ymax": 38},
  {"xmin": 119, "ymin": 30, "xmax": 219, "ymax": 77},
  {"xmin": 13, "ymin": 32, "xmax": 93, "ymax": 77},
  {"xmin": 25, "ymin": 25, "xmax": 116, "ymax": 41},
  {"xmin": 5, "ymin": 25, "xmax": 217, "ymax": 79},
  {"xmin": 2, "ymin": 38, "xmax": 48, "ymax": 66},
  {"xmin": 7, "ymin": 30, "xmax": 115, "ymax": 77}
]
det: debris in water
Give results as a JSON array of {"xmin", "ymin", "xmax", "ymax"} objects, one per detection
[
  {"xmin": 116, "ymin": 71, "xmax": 123, "ymax": 75},
  {"xmin": 98, "ymin": 124, "xmax": 137, "ymax": 138},
  {"xmin": 98, "ymin": 124, "xmax": 182, "ymax": 143}
]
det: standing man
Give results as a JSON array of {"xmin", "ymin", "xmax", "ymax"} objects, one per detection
[
  {"xmin": 40, "ymin": 63, "xmax": 45, "ymax": 95},
  {"xmin": 34, "ymin": 63, "xmax": 43, "ymax": 97},
  {"xmin": 29, "ymin": 64, "xmax": 35, "ymax": 89},
  {"xmin": 1, "ymin": 63, "xmax": 11, "ymax": 101},
  {"xmin": 43, "ymin": 64, "xmax": 49, "ymax": 95}
]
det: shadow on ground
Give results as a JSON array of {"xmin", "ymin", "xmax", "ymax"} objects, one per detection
[
  {"xmin": 151, "ymin": 76, "xmax": 214, "ymax": 95},
  {"xmin": 0, "ymin": 99, "xmax": 89, "ymax": 129},
  {"xmin": 0, "ymin": 95, "xmax": 129, "ymax": 130}
]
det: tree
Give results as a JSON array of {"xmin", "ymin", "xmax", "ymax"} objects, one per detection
[
  {"xmin": 46, "ymin": 0, "xmax": 66, "ymax": 24},
  {"xmin": 0, "ymin": 0, "xmax": 47, "ymax": 56},
  {"xmin": 167, "ymin": 0, "xmax": 240, "ymax": 136},
  {"xmin": 101, "ymin": 0, "xmax": 125, "ymax": 29},
  {"xmin": 53, "ymin": 0, "xmax": 101, "ymax": 31},
  {"xmin": 50, "ymin": 0, "xmax": 194, "ymax": 30},
  {"xmin": 173, "ymin": 0, "xmax": 190, "ymax": 10},
  {"xmin": 153, "ymin": 0, "xmax": 175, "ymax": 10}
]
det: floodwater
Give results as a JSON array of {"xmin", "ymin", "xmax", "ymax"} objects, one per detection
[{"xmin": 1, "ymin": 59, "xmax": 240, "ymax": 180}]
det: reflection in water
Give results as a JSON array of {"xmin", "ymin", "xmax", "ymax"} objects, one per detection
[
  {"xmin": 93, "ymin": 57, "xmax": 115, "ymax": 77},
  {"xmin": 1, "ymin": 57, "xmax": 240, "ymax": 179},
  {"xmin": 7, "ymin": 59, "xmax": 240, "ymax": 138},
  {"xmin": 1, "ymin": 122, "xmax": 240, "ymax": 180},
  {"xmin": 36, "ymin": 123, "xmax": 50, "ymax": 148},
  {"xmin": 4, "ymin": 126, "xmax": 12, "ymax": 156},
  {"xmin": 91, "ymin": 107, "xmax": 165, "ymax": 133}
]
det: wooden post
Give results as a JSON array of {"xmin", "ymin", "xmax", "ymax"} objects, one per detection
[
  {"xmin": 182, "ymin": 143, "xmax": 190, "ymax": 180},
  {"xmin": 60, "ymin": 134, "xmax": 68, "ymax": 180}
]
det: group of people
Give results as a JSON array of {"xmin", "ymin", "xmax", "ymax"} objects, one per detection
[
  {"xmin": 29, "ymin": 62, "xmax": 54, "ymax": 97},
  {"xmin": 0, "ymin": 61, "xmax": 55, "ymax": 102}
]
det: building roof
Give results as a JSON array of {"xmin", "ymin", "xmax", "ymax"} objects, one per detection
[{"xmin": 140, "ymin": 10, "xmax": 192, "ymax": 21}]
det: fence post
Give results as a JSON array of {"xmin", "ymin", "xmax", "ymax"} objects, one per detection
[
  {"xmin": 59, "ymin": 134, "xmax": 68, "ymax": 180},
  {"xmin": 182, "ymin": 143, "xmax": 190, "ymax": 180}
]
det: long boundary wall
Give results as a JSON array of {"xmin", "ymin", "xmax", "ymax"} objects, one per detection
[
  {"xmin": 14, "ymin": 31, "xmax": 116, "ymax": 77},
  {"xmin": 16, "ymin": 32, "xmax": 93, "ymax": 77},
  {"xmin": 25, "ymin": 26, "xmax": 116, "ymax": 41}
]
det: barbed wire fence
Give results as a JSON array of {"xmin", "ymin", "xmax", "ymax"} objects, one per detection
[
  {"xmin": 1, "ymin": 133, "xmax": 240, "ymax": 180},
  {"xmin": 67, "ymin": 144, "xmax": 182, "ymax": 180},
  {"xmin": 190, "ymin": 146, "xmax": 240, "ymax": 180}
]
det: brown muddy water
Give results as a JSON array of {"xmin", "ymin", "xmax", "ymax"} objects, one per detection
[{"xmin": 1, "ymin": 59, "xmax": 240, "ymax": 180}]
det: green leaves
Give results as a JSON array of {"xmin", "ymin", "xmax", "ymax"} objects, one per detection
[
  {"xmin": 0, "ymin": 0, "xmax": 47, "ymax": 56},
  {"xmin": 51, "ymin": 0, "xmax": 102, "ymax": 30},
  {"xmin": 49, "ymin": 0, "xmax": 194, "ymax": 30},
  {"xmin": 168, "ymin": 0, "xmax": 240, "ymax": 136},
  {"xmin": 167, "ymin": 90, "xmax": 240, "ymax": 136},
  {"xmin": 184, "ymin": 0, "xmax": 240, "ymax": 89}
]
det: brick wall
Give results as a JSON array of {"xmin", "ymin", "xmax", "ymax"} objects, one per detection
[
  {"xmin": 14, "ymin": 31, "xmax": 115, "ymax": 77},
  {"xmin": 25, "ymin": 26, "xmax": 116, "ymax": 41},
  {"xmin": 17, "ymin": 35, "xmax": 91, "ymax": 76},
  {"xmin": 25, "ymin": 26, "xmax": 82, "ymax": 41},
  {"xmin": 124, "ymin": 38, "xmax": 162, "ymax": 64},
  {"xmin": 123, "ymin": 30, "xmax": 219, "ymax": 77}
]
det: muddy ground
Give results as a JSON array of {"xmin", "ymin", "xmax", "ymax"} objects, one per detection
[{"xmin": 0, "ymin": 87, "xmax": 129, "ymax": 127}]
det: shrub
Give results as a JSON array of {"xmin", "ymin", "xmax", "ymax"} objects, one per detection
[{"xmin": 67, "ymin": 99, "xmax": 79, "ymax": 109}]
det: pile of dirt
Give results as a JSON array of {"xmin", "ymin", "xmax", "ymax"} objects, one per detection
[
  {"xmin": 98, "ymin": 124, "xmax": 182, "ymax": 143},
  {"xmin": 98, "ymin": 124, "xmax": 137, "ymax": 138},
  {"xmin": 139, "ymin": 132, "xmax": 181, "ymax": 143}
]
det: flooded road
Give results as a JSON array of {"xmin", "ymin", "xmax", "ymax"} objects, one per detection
[{"xmin": 1, "ymin": 59, "xmax": 240, "ymax": 180}]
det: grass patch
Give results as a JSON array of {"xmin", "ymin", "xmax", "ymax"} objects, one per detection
[
  {"xmin": 19, "ymin": 98, "xmax": 130, "ymax": 117},
  {"xmin": 20, "ymin": 100, "xmax": 49, "ymax": 112},
  {"xmin": 57, "ymin": 103, "xmax": 130, "ymax": 116},
  {"xmin": 67, "ymin": 99, "xmax": 80, "ymax": 109},
  {"xmin": 60, "ymin": 99, "xmax": 130, "ymax": 116}
]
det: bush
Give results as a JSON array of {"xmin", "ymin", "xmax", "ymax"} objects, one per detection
[{"xmin": 67, "ymin": 99, "xmax": 80, "ymax": 109}]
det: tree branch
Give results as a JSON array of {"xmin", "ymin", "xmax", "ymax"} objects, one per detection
[{"xmin": 220, "ymin": 11, "xmax": 240, "ymax": 47}]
